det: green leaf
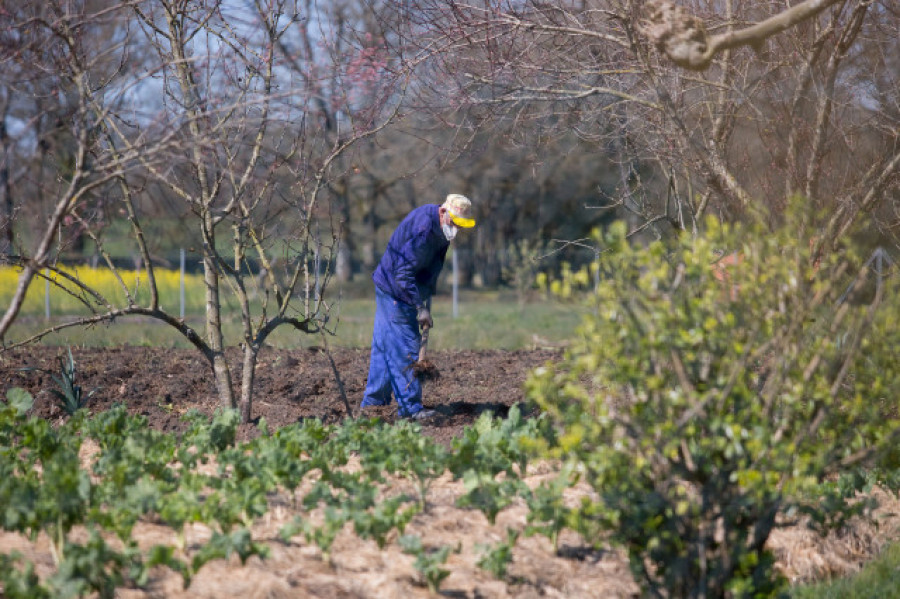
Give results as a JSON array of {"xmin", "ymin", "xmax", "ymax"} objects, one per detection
[{"xmin": 5, "ymin": 387, "xmax": 34, "ymax": 417}]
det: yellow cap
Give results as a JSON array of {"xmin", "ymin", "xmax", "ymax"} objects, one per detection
[{"xmin": 444, "ymin": 194, "xmax": 476, "ymax": 228}]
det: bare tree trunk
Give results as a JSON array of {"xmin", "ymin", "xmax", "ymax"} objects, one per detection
[
  {"xmin": 202, "ymin": 219, "xmax": 235, "ymax": 409},
  {"xmin": 164, "ymin": 5, "xmax": 236, "ymax": 409},
  {"xmin": 239, "ymin": 342, "xmax": 258, "ymax": 423},
  {"xmin": 0, "ymin": 112, "xmax": 11, "ymax": 254}
]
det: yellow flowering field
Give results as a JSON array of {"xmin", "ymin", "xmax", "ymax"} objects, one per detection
[{"xmin": 0, "ymin": 265, "xmax": 208, "ymax": 316}]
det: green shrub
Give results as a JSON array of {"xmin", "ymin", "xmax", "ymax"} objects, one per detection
[{"xmin": 526, "ymin": 215, "xmax": 900, "ymax": 598}]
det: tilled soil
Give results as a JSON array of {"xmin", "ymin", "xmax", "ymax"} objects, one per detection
[
  {"xmin": 2, "ymin": 345, "xmax": 899, "ymax": 598},
  {"xmin": 0, "ymin": 345, "xmax": 560, "ymax": 445}
]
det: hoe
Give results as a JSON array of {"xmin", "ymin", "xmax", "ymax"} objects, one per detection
[{"xmin": 411, "ymin": 323, "xmax": 440, "ymax": 381}]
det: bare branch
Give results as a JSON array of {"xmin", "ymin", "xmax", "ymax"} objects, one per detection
[{"xmin": 640, "ymin": 0, "xmax": 847, "ymax": 70}]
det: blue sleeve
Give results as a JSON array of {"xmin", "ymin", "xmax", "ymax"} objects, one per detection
[
  {"xmin": 394, "ymin": 231, "xmax": 436, "ymax": 308},
  {"xmin": 372, "ymin": 204, "xmax": 447, "ymax": 307},
  {"xmin": 423, "ymin": 246, "xmax": 448, "ymax": 298}
]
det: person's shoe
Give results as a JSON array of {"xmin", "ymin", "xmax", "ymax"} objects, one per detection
[{"xmin": 410, "ymin": 408, "xmax": 438, "ymax": 422}]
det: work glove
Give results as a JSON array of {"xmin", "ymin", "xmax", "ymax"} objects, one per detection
[{"xmin": 416, "ymin": 305, "xmax": 433, "ymax": 329}]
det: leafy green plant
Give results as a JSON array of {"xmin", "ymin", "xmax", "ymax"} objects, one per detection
[
  {"xmin": 48, "ymin": 531, "xmax": 133, "ymax": 599},
  {"xmin": 273, "ymin": 419, "xmax": 429, "ymax": 560},
  {"xmin": 0, "ymin": 404, "xmax": 268, "ymax": 595},
  {"xmin": 0, "ymin": 411, "xmax": 91, "ymax": 565},
  {"xmin": 190, "ymin": 528, "xmax": 269, "ymax": 574},
  {"xmin": 356, "ymin": 420, "xmax": 448, "ymax": 510},
  {"xmin": 527, "ymin": 215, "xmax": 900, "ymax": 598},
  {"xmin": 50, "ymin": 348, "xmax": 97, "ymax": 415},
  {"xmin": 524, "ymin": 465, "xmax": 576, "ymax": 552},
  {"xmin": 449, "ymin": 406, "xmax": 539, "ymax": 523},
  {"xmin": 449, "ymin": 405, "xmax": 540, "ymax": 480},
  {"xmin": 4, "ymin": 387, "xmax": 34, "ymax": 417},
  {"xmin": 476, "ymin": 527, "xmax": 519, "ymax": 579},
  {"xmin": 302, "ymin": 507, "xmax": 349, "ymax": 563},
  {"xmin": 455, "ymin": 470, "xmax": 524, "ymax": 525},
  {"xmin": 0, "ymin": 552, "xmax": 51, "ymax": 599},
  {"xmin": 2, "ymin": 390, "xmax": 594, "ymax": 597},
  {"xmin": 399, "ymin": 534, "xmax": 456, "ymax": 593},
  {"xmin": 261, "ymin": 420, "xmax": 325, "ymax": 507},
  {"xmin": 351, "ymin": 494, "xmax": 418, "ymax": 548},
  {"xmin": 213, "ymin": 440, "xmax": 279, "ymax": 530}
]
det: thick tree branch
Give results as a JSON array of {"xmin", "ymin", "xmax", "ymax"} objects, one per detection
[{"xmin": 640, "ymin": 0, "xmax": 846, "ymax": 70}]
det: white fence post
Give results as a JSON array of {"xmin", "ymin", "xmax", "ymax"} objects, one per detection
[
  {"xmin": 44, "ymin": 268, "xmax": 50, "ymax": 321},
  {"xmin": 452, "ymin": 248, "xmax": 459, "ymax": 318},
  {"xmin": 180, "ymin": 248, "xmax": 186, "ymax": 319}
]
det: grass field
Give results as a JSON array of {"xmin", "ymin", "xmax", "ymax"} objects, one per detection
[{"xmin": 1, "ymin": 265, "xmax": 582, "ymax": 350}]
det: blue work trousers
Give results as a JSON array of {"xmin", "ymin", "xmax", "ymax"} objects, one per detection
[{"xmin": 361, "ymin": 287, "xmax": 424, "ymax": 417}]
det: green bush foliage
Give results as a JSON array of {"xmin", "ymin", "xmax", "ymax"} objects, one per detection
[{"xmin": 526, "ymin": 216, "xmax": 900, "ymax": 598}]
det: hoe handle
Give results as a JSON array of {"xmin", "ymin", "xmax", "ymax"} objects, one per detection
[{"xmin": 418, "ymin": 324, "xmax": 430, "ymax": 362}]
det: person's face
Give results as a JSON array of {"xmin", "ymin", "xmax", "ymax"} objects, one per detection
[
  {"xmin": 439, "ymin": 206, "xmax": 452, "ymax": 227},
  {"xmin": 438, "ymin": 206, "xmax": 459, "ymax": 241}
]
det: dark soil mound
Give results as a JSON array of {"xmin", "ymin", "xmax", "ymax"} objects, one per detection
[{"xmin": 1, "ymin": 345, "xmax": 560, "ymax": 444}]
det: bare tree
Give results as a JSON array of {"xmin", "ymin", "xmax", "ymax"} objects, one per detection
[
  {"xmin": 1, "ymin": 0, "xmax": 408, "ymax": 422},
  {"xmin": 0, "ymin": 1, "xmax": 153, "ymax": 339},
  {"xmin": 272, "ymin": 0, "xmax": 417, "ymax": 283},
  {"xmin": 397, "ymin": 0, "xmax": 899, "ymax": 251}
]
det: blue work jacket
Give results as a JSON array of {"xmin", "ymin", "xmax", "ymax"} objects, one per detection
[{"xmin": 373, "ymin": 204, "xmax": 449, "ymax": 309}]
